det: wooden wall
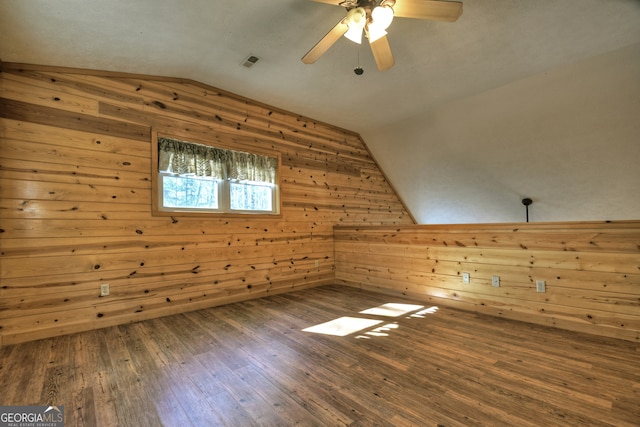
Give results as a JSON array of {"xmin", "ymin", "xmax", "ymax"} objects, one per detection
[
  {"xmin": 3, "ymin": 63, "xmax": 637, "ymax": 347},
  {"xmin": 0, "ymin": 63, "xmax": 414, "ymax": 345},
  {"xmin": 334, "ymin": 222, "xmax": 640, "ymax": 342}
]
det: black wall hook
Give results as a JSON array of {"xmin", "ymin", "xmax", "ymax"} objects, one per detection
[{"xmin": 522, "ymin": 198, "xmax": 533, "ymax": 222}]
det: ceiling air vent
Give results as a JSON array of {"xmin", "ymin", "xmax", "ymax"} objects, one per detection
[{"xmin": 242, "ymin": 55, "xmax": 260, "ymax": 68}]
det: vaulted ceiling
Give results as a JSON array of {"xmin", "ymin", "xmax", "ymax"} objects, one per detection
[{"xmin": 2, "ymin": 0, "xmax": 639, "ymax": 223}]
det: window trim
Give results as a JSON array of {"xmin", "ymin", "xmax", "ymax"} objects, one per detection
[{"xmin": 151, "ymin": 130, "xmax": 282, "ymax": 218}]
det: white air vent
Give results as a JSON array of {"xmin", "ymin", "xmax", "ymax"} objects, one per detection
[{"xmin": 242, "ymin": 55, "xmax": 260, "ymax": 68}]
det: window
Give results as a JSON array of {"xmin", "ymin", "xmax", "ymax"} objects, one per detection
[
  {"xmin": 161, "ymin": 174, "xmax": 220, "ymax": 210},
  {"xmin": 153, "ymin": 135, "xmax": 280, "ymax": 216}
]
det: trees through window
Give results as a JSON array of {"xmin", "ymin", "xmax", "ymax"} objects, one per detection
[{"xmin": 154, "ymin": 136, "xmax": 280, "ymax": 215}]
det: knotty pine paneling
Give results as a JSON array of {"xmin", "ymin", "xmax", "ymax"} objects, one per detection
[
  {"xmin": 0, "ymin": 63, "xmax": 414, "ymax": 345},
  {"xmin": 334, "ymin": 222, "xmax": 640, "ymax": 342}
]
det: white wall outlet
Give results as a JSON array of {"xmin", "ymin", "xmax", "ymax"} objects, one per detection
[
  {"xmin": 314, "ymin": 260, "xmax": 319, "ymax": 267},
  {"xmin": 492, "ymin": 275, "xmax": 500, "ymax": 287},
  {"xmin": 462, "ymin": 272, "xmax": 470, "ymax": 284},
  {"xmin": 536, "ymin": 280, "xmax": 546, "ymax": 293},
  {"xmin": 100, "ymin": 283, "xmax": 110, "ymax": 296}
]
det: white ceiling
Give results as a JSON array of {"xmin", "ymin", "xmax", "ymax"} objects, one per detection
[
  {"xmin": 2, "ymin": 0, "xmax": 638, "ymax": 133},
  {"xmin": 2, "ymin": 0, "xmax": 640, "ymax": 223}
]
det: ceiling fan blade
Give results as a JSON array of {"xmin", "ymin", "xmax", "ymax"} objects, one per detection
[
  {"xmin": 393, "ymin": 0, "xmax": 463, "ymax": 22},
  {"xmin": 370, "ymin": 35, "xmax": 395, "ymax": 71},
  {"xmin": 302, "ymin": 19, "xmax": 349, "ymax": 64},
  {"xmin": 310, "ymin": 0, "xmax": 343, "ymax": 5}
]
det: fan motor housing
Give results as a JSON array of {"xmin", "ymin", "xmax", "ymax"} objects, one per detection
[{"xmin": 341, "ymin": 0, "xmax": 378, "ymax": 12}]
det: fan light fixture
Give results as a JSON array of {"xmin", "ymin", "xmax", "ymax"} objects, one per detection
[
  {"xmin": 344, "ymin": 2, "xmax": 394, "ymax": 44},
  {"xmin": 368, "ymin": 4, "xmax": 394, "ymax": 41},
  {"xmin": 301, "ymin": 0, "xmax": 463, "ymax": 72},
  {"xmin": 344, "ymin": 7, "xmax": 367, "ymax": 43}
]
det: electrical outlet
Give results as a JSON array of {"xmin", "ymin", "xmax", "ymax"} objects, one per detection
[
  {"xmin": 536, "ymin": 280, "xmax": 546, "ymax": 293},
  {"xmin": 100, "ymin": 283, "xmax": 110, "ymax": 296},
  {"xmin": 314, "ymin": 260, "xmax": 319, "ymax": 267},
  {"xmin": 462, "ymin": 272, "xmax": 470, "ymax": 284},
  {"xmin": 492, "ymin": 275, "xmax": 500, "ymax": 287}
]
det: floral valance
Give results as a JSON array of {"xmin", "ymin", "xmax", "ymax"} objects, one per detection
[{"xmin": 158, "ymin": 137, "xmax": 277, "ymax": 184}]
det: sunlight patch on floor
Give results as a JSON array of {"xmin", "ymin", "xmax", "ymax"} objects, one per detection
[
  {"xmin": 303, "ymin": 302, "xmax": 440, "ymax": 338},
  {"xmin": 360, "ymin": 303, "xmax": 425, "ymax": 317},
  {"xmin": 355, "ymin": 322, "xmax": 399, "ymax": 339},
  {"xmin": 302, "ymin": 316, "xmax": 383, "ymax": 336},
  {"xmin": 408, "ymin": 306, "xmax": 439, "ymax": 318}
]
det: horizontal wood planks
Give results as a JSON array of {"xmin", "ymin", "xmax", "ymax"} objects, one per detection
[
  {"xmin": 334, "ymin": 222, "xmax": 640, "ymax": 342},
  {"xmin": 0, "ymin": 62, "xmax": 413, "ymax": 345}
]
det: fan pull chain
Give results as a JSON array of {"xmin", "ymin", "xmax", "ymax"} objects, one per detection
[{"xmin": 354, "ymin": 47, "xmax": 364, "ymax": 75}]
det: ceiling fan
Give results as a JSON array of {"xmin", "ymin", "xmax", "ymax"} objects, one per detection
[{"xmin": 301, "ymin": 0, "xmax": 463, "ymax": 71}]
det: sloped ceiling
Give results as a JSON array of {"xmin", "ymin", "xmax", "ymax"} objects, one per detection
[{"xmin": 2, "ymin": 0, "xmax": 640, "ymax": 223}]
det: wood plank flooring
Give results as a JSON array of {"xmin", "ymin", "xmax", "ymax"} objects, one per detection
[{"xmin": 1, "ymin": 285, "xmax": 639, "ymax": 426}]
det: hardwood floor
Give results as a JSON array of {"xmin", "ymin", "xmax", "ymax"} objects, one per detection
[{"xmin": 1, "ymin": 285, "xmax": 638, "ymax": 426}]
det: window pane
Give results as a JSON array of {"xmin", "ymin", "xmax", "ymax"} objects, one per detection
[
  {"xmin": 162, "ymin": 175, "xmax": 218, "ymax": 209},
  {"xmin": 230, "ymin": 182, "xmax": 273, "ymax": 211}
]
